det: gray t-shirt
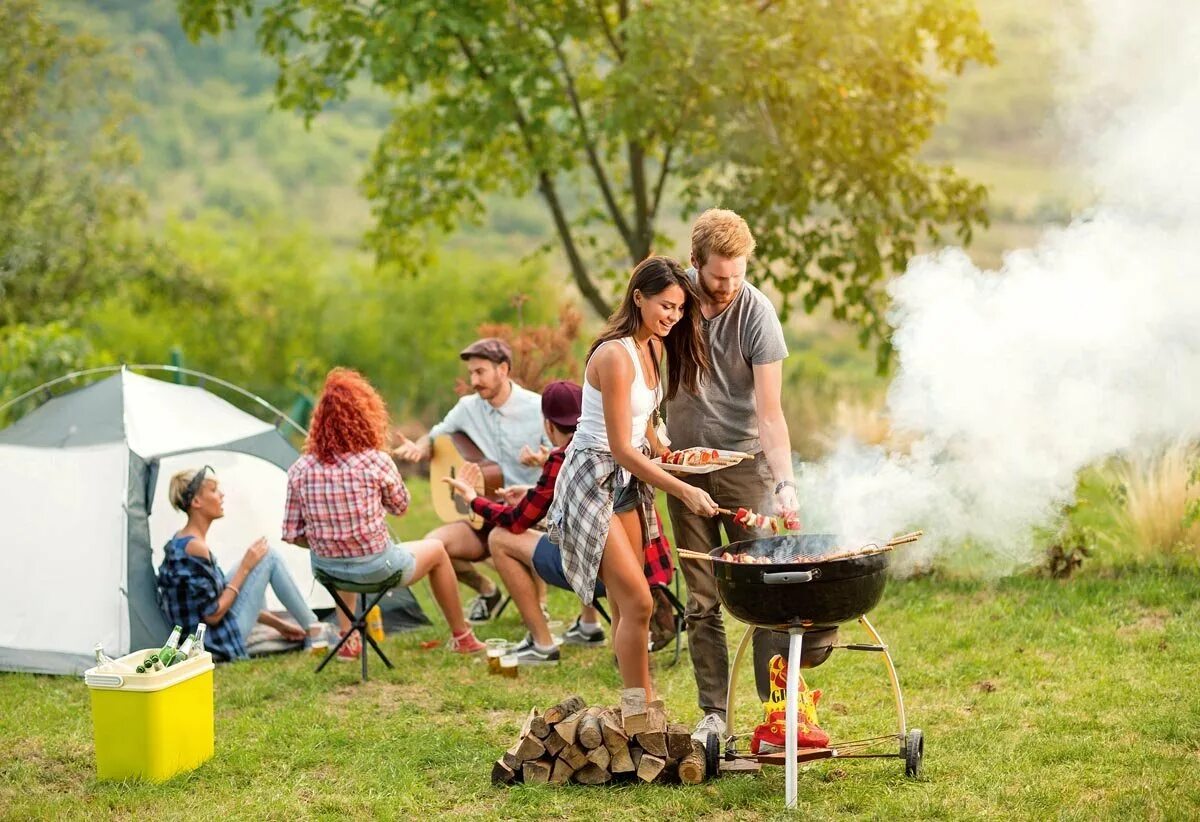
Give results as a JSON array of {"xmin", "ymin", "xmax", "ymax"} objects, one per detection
[{"xmin": 665, "ymin": 270, "xmax": 788, "ymax": 453}]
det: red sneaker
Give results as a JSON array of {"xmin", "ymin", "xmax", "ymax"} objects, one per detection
[
  {"xmin": 448, "ymin": 629, "xmax": 486, "ymax": 654},
  {"xmin": 336, "ymin": 632, "xmax": 362, "ymax": 662}
]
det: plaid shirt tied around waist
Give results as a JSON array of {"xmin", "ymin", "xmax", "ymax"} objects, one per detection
[
  {"xmin": 472, "ymin": 446, "xmax": 673, "ymax": 587},
  {"xmin": 547, "ymin": 445, "xmax": 662, "ymax": 605}
]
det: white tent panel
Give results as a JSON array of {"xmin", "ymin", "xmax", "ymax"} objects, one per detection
[
  {"xmin": 0, "ymin": 443, "xmax": 128, "ymax": 656},
  {"xmin": 123, "ymin": 372, "xmax": 273, "ymax": 459},
  {"xmin": 148, "ymin": 450, "xmax": 333, "ymax": 612}
]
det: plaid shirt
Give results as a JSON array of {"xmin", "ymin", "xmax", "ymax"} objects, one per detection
[
  {"xmin": 472, "ymin": 446, "xmax": 673, "ymax": 586},
  {"xmin": 156, "ymin": 535, "xmax": 246, "ymax": 662},
  {"xmin": 283, "ymin": 450, "xmax": 410, "ymax": 558},
  {"xmin": 547, "ymin": 444, "xmax": 663, "ymax": 605}
]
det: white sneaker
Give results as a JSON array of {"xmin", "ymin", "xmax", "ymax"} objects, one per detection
[{"xmin": 692, "ymin": 712, "xmax": 727, "ymax": 744}]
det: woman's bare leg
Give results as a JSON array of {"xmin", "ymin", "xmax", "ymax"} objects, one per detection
[
  {"xmin": 406, "ymin": 539, "xmax": 470, "ymax": 635},
  {"xmin": 598, "ymin": 510, "xmax": 654, "ymax": 699}
]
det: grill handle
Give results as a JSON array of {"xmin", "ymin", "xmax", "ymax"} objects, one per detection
[{"xmin": 762, "ymin": 570, "xmax": 819, "ymax": 584}]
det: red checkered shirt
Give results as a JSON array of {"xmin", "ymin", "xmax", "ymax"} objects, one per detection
[
  {"xmin": 282, "ymin": 450, "xmax": 410, "ymax": 558},
  {"xmin": 470, "ymin": 446, "xmax": 673, "ymax": 585}
]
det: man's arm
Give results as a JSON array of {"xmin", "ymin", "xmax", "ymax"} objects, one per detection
[{"xmin": 753, "ymin": 360, "xmax": 800, "ymax": 513}]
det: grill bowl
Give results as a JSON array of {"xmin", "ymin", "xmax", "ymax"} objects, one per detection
[{"xmin": 710, "ymin": 534, "xmax": 891, "ymax": 632}]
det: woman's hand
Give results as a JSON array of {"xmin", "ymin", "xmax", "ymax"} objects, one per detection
[
  {"xmin": 498, "ymin": 485, "xmax": 531, "ymax": 505},
  {"xmin": 679, "ymin": 485, "xmax": 719, "ymax": 517},
  {"xmin": 243, "ymin": 537, "xmax": 269, "ymax": 569}
]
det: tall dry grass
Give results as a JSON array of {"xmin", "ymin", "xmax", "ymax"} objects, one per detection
[{"xmin": 1109, "ymin": 441, "xmax": 1200, "ymax": 559}]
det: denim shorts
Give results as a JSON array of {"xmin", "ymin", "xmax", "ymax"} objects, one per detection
[
  {"xmin": 613, "ymin": 476, "xmax": 641, "ymax": 515},
  {"xmin": 533, "ymin": 534, "xmax": 606, "ymax": 598},
  {"xmin": 311, "ymin": 542, "xmax": 416, "ymax": 586}
]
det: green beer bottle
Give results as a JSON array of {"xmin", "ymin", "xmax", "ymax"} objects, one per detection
[
  {"xmin": 158, "ymin": 625, "xmax": 183, "ymax": 667},
  {"xmin": 171, "ymin": 635, "xmax": 196, "ymax": 666}
]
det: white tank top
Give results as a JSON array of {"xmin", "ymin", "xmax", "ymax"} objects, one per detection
[{"xmin": 573, "ymin": 338, "xmax": 661, "ymax": 452}]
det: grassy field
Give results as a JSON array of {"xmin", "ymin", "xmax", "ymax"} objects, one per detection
[{"xmin": 2, "ymin": 480, "xmax": 1199, "ymax": 819}]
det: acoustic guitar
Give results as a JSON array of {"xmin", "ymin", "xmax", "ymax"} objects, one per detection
[{"xmin": 429, "ymin": 432, "xmax": 504, "ymax": 528}]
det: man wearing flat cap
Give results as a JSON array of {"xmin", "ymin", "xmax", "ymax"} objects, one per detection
[{"xmin": 394, "ymin": 337, "xmax": 549, "ymax": 623}]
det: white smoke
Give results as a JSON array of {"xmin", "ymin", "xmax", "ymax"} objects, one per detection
[{"xmin": 796, "ymin": 0, "xmax": 1200, "ymax": 572}]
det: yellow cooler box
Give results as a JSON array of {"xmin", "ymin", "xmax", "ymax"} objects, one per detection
[{"xmin": 84, "ymin": 649, "xmax": 215, "ymax": 781}]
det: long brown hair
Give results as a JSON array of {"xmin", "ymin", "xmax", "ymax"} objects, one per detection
[{"xmin": 588, "ymin": 256, "xmax": 709, "ymax": 400}]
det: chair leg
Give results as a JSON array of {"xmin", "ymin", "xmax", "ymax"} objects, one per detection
[
  {"xmin": 316, "ymin": 583, "xmax": 360, "ymax": 673},
  {"xmin": 359, "ymin": 594, "xmax": 368, "ymax": 682},
  {"xmin": 358, "ymin": 590, "xmax": 394, "ymax": 669},
  {"xmin": 493, "ymin": 595, "xmax": 512, "ymax": 621},
  {"xmin": 593, "ymin": 599, "xmax": 612, "ymax": 625}
]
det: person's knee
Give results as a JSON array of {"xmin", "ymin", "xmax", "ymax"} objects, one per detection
[
  {"xmin": 623, "ymin": 587, "xmax": 653, "ymax": 623},
  {"xmin": 487, "ymin": 529, "xmax": 511, "ymax": 557}
]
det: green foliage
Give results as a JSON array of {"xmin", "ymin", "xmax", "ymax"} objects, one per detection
[
  {"xmin": 0, "ymin": 323, "xmax": 108, "ymax": 421},
  {"xmin": 176, "ymin": 0, "xmax": 995, "ymax": 363},
  {"xmin": 0, "ymin": 0, "xmax": 144, "ymax": 327}
]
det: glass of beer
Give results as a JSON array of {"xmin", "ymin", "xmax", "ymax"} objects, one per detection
[
  {"xmin": 547, "ymin": 620, "xmax": 565, "ymax": 647},
  {"xmin": 486, "ymin": 639, "xmax": 508, "ymax": 674},
  {"xmin": 500, "ymin": 652, "xmax": 519, "ymax": 679}
]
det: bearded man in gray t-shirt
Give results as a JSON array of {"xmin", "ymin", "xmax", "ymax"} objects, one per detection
[{"xmin": 665, "ymin": 208, "xmax": 802, "ymax": 744}]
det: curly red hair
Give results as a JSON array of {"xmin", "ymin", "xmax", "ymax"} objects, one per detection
[{"xmin": 306, "ymin": 368, "xmax": 390, "ymax": 463}]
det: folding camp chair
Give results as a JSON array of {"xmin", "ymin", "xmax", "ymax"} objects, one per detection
[{"xmin": 312, "ymin": 567, "xmax": 406, "ymax": 682}]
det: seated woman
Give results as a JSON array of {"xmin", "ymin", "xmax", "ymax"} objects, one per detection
[
  {"xmin": 157, "ymin": 466, "xmax": 322, "ymax": 662},
  {"xmin": 282, "ymin": 367, "xmax": 485, "ymax": 661}
]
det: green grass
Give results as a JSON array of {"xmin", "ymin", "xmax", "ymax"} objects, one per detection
[{"xmin": 2, "ymin": 480, "xmax": 1198, "ymax": 819}]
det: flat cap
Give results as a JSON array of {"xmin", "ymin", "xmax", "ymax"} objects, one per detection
[{"xmin": 459, "ymin": 337, "xmax": 512, "ymax": 365}]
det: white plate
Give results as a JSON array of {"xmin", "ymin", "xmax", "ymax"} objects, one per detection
[{"xmin": 651, "ymin": 449, "xmax": 750, "ymax": 475}]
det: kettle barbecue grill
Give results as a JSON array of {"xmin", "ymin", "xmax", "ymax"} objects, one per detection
[{"xmin": 702, "ymin": 531, "xmax": 925, "ymax": 809}]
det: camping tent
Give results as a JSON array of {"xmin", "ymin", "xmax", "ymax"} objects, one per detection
[{"xmin": 0, "ymin": 367, "xmax": 427, "ymax": 675}]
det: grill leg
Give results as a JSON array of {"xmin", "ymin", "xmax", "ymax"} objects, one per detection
[
  {"xmin": 785, "ymin": 629, "xmax": 804, "ymax": 809},
  {"xmin": 859, "ymin": 615, "xmax": 906, "ymax": 740},
  {"xmin": 724, "ymin": 625, "xmax": 754, "ymax": 753}
]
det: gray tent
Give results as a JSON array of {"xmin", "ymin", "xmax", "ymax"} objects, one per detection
[{"xmin": 0, "ymin": 367, "xmax": 427, "ymax": 675}]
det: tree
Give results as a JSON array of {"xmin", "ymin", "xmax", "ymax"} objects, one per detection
[
  {"xmin": 0, "ymin": 0, "xmax": 143, "ymax": 327},
  {"xmin": 178, "ymin": 0, "xmax": 994, "ymax": 363}
]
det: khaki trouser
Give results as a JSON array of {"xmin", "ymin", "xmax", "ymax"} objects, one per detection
[{"xmin": 666, "ymin": 453, "xmax": 790, "ymax": 719}]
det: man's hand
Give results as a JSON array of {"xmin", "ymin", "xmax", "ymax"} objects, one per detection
[
  {"xmin": 442, "ymin": 476, "xmax": 477, "ymax": 503},
  {"xmin": 773, "ymin": 485, "xmax": 801, "ymax": 531},
  {"xmin": 519, "ymin": 444, "xmax": 551, "ymax": 467},
  {"xmin": 498, "ymin": 485, "xmax": 531, "ymax": 505},
  {"xmin": 392, "ymin": 434, "xmax": 426, "ymax": 463}
]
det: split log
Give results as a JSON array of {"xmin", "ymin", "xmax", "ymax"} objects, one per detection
[
  {"xmin": 620, "ymin": 687, "xmax": 649, "ymax": 735},
  {"xmin": 543, "ymin": 729, "xmax": 568, "ymax": 757},
  {"xmin": 544, "ymin": 695, "xmax": 587, "ymax": 725},
  {"xmin": 560, "ymin": 743, "xmax": 589, "ymax": 770},
  {"xmin": 522, "ymin": 759, "xmax": 552, "ymax": 785},
  {"xmin": 635, "ymin": 730, "xmax": 668, "ymax": 758},
  {"xmin": 550, "ymin": 758, "xmax": 576, "ymax": 785},
  {"xmin": 667, "ymin": 723, "xmax": 693, "ymax": 761},
  {"xmin": 586, "ymin": 744, "xmax": 611, "ymax": 771},
  {"xmin": 574, "ymin": 763, "xmax": 612, "ymax": 785},
  {"xmin": 578, "ymin": 707, "xmax": 604, "ymax": 750},
  {"xmin": 556, "ymin": 711, "xmax": 583, "ymax": 746},
  {"xmin": 600, "ymin": 709, "xmax": 629, "ymax": 753},
  {"xmin": 610, "ymin": 745, "xmax": 636, "ymax": 774},
  {"xmin": 502, "ymin": 743, "xmax": 522, "ymax": 772},
  {"xmin": 491, "ymin": 759, "xmax": 518, "ymax": 785},
  {"xmin": 677, "ymin": 740, "xmax": 706, "ymax": 785},
  {"xmin": 637, "ymin": 753, "xmax": 667, "ymax": 783},
  {"xmin": 514, "ymin": 734, "xmax": 546, "ymax": 763},
  {"xmin": 529, "ymin": 714, "xmax": 550, "ymax": 739},
  {"xmin": 645, "ymin": 700, "xmax": 668, "ymax": 734},
  {"xmin": 630, "ymin": 747, "xmax": 644, "ymax": 771}
]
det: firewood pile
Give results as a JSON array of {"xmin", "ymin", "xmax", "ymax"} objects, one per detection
[{"xmin": 492, "ymin": 689, "xmax": 708, "ymax": 787}]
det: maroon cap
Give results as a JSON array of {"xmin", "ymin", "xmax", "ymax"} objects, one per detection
[
  {"xmin": 459, "ymin": 337, "xmax": 512, "ymax": 366},
  {"xmin": 541, "ymin": 380, "xmax": 583, "ymax": 429}
]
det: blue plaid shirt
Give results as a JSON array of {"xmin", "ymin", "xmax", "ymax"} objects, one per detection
[{"xmin": 156, "ymin": 535, "xmax": 247, "ymax": 662}]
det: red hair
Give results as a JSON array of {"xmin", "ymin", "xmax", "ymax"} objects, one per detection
[{"xmin": 306, "ymin": 368, "xmax": 390, "ymax": 463}]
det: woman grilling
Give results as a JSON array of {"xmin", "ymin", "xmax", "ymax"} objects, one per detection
[{"xmin": 548, "ymin": 255, "xmax": 718, "ymax": 700}]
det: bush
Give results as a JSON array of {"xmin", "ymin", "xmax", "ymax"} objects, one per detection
[{"xmin": 1108, "ymin": 442, "xmax": 1200, "ymax": 560}]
